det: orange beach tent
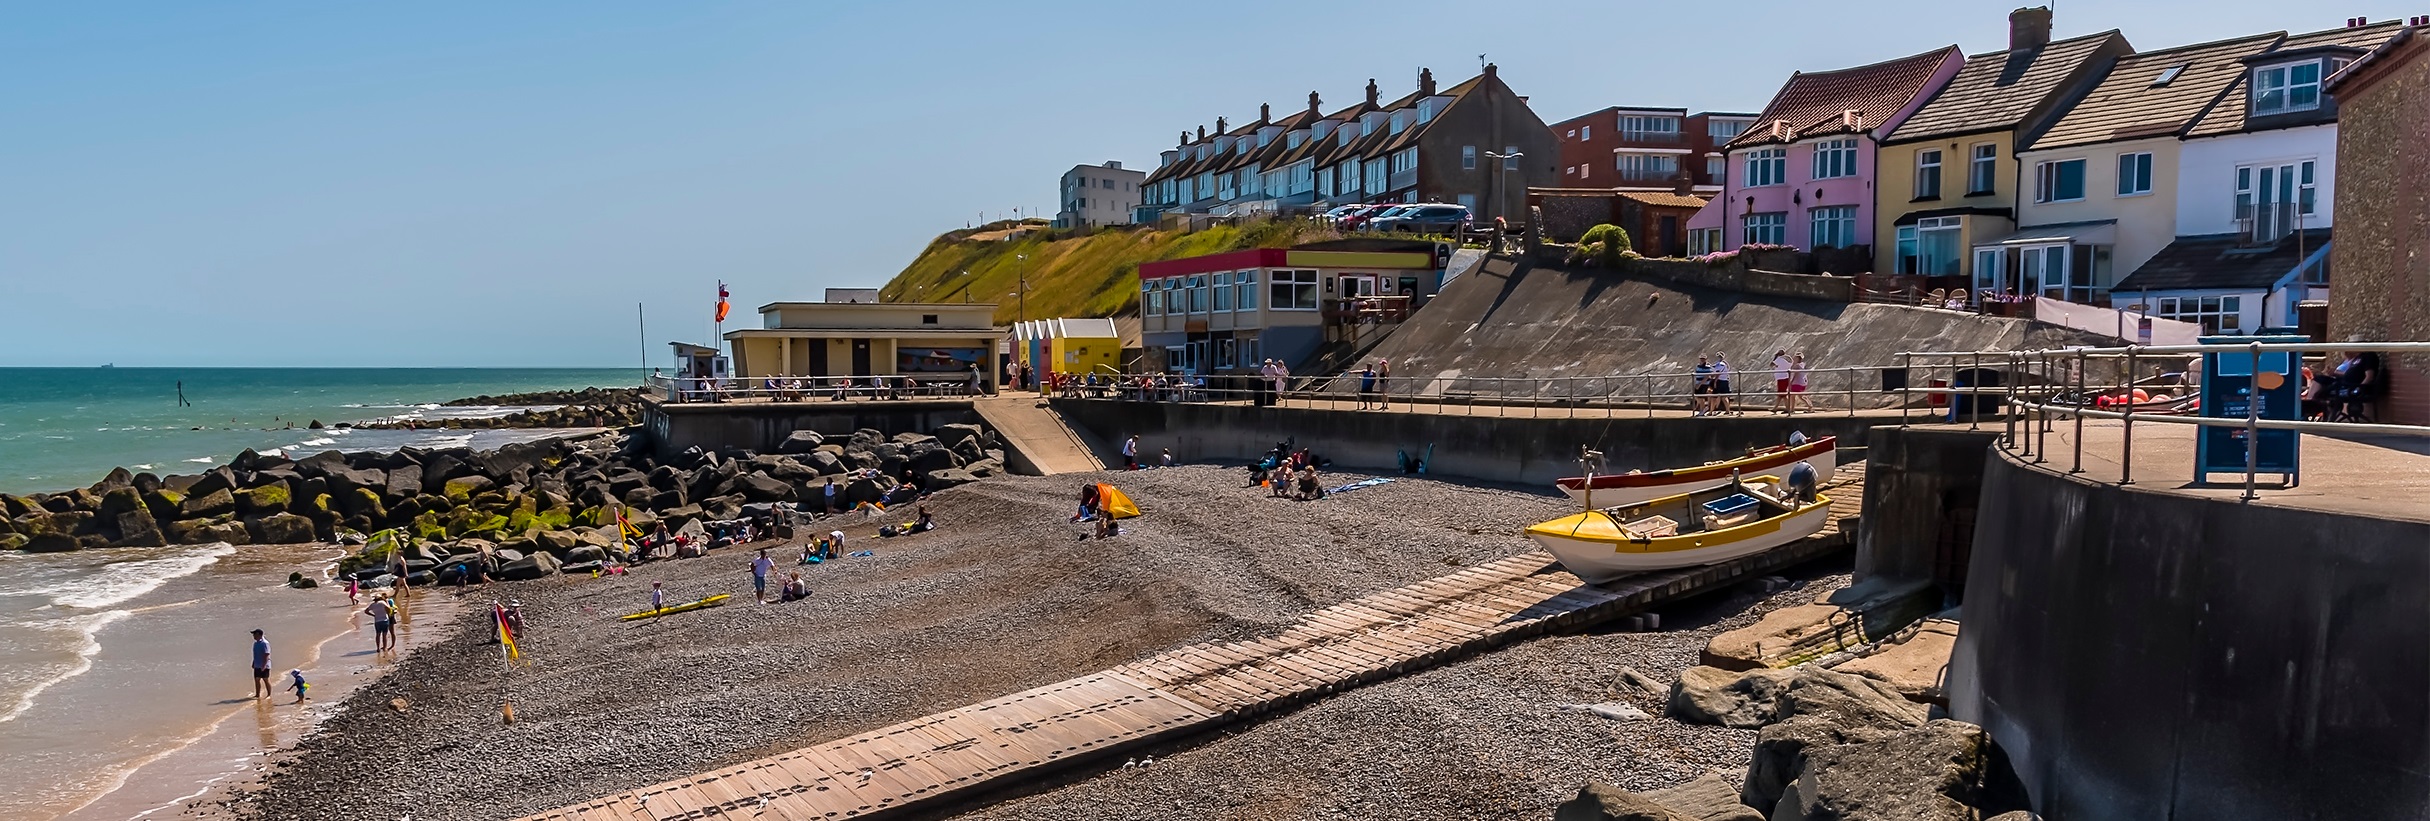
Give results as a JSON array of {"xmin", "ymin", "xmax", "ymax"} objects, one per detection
[{"xmin": 1094, "ymin": 483, "xmax": 1140, "ymax": 519}]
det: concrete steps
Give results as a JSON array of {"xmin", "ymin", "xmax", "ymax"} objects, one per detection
[{"xmin": 974, "ymin": 395, "xmax": 1108, "ymax": 475}]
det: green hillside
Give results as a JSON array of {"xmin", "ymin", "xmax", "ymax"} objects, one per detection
[{"xmin": 879, "ymin": 219, "xmax": 1341, "ymax": 323}]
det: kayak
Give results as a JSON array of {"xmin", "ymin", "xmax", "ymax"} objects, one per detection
[{"xmin": 620, "ymin": 593, "xmax": 733, "ymax": 621}]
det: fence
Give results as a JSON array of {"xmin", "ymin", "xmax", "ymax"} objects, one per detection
[
  {"xmin": 646, "ymin": 374, "xmax": 990, "ymax": 404},
  {"xmin": 1049, "ymin": 364, "xmax": 1911, "ymax": 419}
]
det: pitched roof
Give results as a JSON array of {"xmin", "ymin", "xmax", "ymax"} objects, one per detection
[
  {"xmin": 2185, "ymin": 20, "xmax": 2410, "ymax": 137},
  {"xmin": 2112, "ymin": 229, "xmax": 2329, "ymax": 291},
  {"xmin": 1615, "ymin": 191, "xmax": 1709, "ymax": 209},
  {"xmin": 2025, "ymin": 31, "xmax": 2285, "ymax": 151},
  {"xmin": 2327, "ymin": 24, "xmax": 2425, "ymax": 94},
  {"xmin": 1724, "ymin": 46, "xmax": 1964, "ymax": 150},
  {"xmin": 1887, "ymin": 30, "xmax": 2129, "ymax": 144}
]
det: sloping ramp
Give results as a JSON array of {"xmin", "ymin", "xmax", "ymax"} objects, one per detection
[{"xmin": 974, "ymin": 395, "xmax": 1106, "ymax": 475}]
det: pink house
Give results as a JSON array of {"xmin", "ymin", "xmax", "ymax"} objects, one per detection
[{"xmin": 1687, "ymin": 46, "xmax": 1965, "ymax": 258}]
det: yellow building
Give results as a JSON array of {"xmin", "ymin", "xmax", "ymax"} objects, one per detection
[
  {"xmin": 1010, "ymin": 318, "xmax": 1121, "ymax": 378},
  {"xmin": 722, "ymin": 300, "xmax": 1002, "ymax": 386},
  {"xmin": 1873, "ymin": 12, "xmax": 2129, "ymax": 291}
]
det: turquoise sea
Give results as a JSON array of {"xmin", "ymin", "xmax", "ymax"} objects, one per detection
[{"xmin": 0, "ymin": 367, "xmax": 638, "ymax": 495}]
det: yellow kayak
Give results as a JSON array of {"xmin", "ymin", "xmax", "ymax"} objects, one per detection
[{"xmin": 620, "ymin": 593, "xmax": 732, "ymax": 621}]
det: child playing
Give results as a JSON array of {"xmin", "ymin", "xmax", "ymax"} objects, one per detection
[{"xmin": 286, "ymin": 669, "xmax": 309, "ymax": 704}]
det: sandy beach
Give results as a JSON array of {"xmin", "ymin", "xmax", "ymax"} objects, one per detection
[{"xmin": 225, "ymin": 466, "xmax": 1845, "ymax": 820}]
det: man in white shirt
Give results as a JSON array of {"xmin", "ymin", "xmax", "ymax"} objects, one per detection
[
  {"xmin": 1122, "ymin": 435, "xmax": 1139, "ymax": 470},
  {"xmin": 1712, "ymin": 354, "xmax": 1735, "ymax": 415}
]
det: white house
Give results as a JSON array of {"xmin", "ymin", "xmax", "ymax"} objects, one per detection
[
  {"xmin": 1054, "ymin": 161, "xmax": 1145, "ymax": 228},
  {"xmin": 2111, "ymin": 19, "xmax": 2404, "ymax": 333}
]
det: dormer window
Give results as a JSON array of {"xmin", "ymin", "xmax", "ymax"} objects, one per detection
[
  {"xmin": 1417, "ymin": 99, "xmax": 1440, "ymax": 124},
  {"xmin": 2252, "ymin": 60, "xmax": 2324, "ymax": 114},
  {"xmin": 1287, "ymin": 131, "xmax": 1305, "ymax": 149}
]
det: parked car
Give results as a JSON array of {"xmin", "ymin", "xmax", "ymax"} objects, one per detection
[
  {"xmin": 1342, "ymin": 204, "xmax": 1411, "ymax": 232},
  {"xmin": 1370, "ymin": 204, "xmax": 1472, "ymax": 235},
  {"xmin": 1316, "ymin": 204, "xmax": 1368, "ymax": 226}
]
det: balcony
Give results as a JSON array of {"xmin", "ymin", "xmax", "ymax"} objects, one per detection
[
  {"xmin": 1323, "ymin": 295, "xmax": 1412, "ymax": 326},
  {"xmin": 1616, "ymin": 130, "xmax": 1684, "ymax": 145},
  {"xmin": 2236, "ymin": 201, "xmax": 2307, "ymax": 246},
  {"xmin": 1389, "ymin": 168, "xmax": 1418, "ymax": 192},
  {"xmin": 1616, "ymin": 168, "xmax": 1682, "ymax": 183}
]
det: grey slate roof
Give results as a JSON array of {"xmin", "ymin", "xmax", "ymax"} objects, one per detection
[
  {"xmin": 2111, "ymin": 229, "xmax": 2330, "ymax": 291},
  {"xmin": 2026, "ymin": 31, "xmax": 2284, "ymax": 151},
  {"xmin": 1886, "ymin": 30, "xmax": 2129, "ymax": 144},
  {"xmin": 2184, "ymin": 20, "xmax": 2408, "ymax": 137}
]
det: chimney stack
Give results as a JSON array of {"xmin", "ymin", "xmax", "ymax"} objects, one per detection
[
  {"xmin": 1260, "ymin": 103, "xmax": 1271, "ymax": 123},
  {"xmin": 1197, "ymin": 124, "xmax": 1207, "ymax": 140},
  {"xmin": 2009, "ymin": 6, "xmax": 2053, "ymax": 51},
  {"xmin": 2347, "ymin": 16, "xmax": 2367, "ymax": 26},
  {"xmin": 1365, "ymin": 78, "xmax": 1379, "ymax": 105},
  {"xmin": 1216, "ymin": 116, "xmax": 1228, "ymax": 134},
  {"xmin": 1419, "ymin": 67, "xmax": 1437, "ymax": 96},
  {"xmin": 1484, "ymin": 62, "xmax": 1498, "ymax": 80},
  {"xmin": 1308, "ymin": 91, "xmax": 1322, "ymax": 117}
]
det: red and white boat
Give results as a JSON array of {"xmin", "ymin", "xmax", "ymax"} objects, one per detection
[{"xmin": 1553, "ymin": 436, "xmax": 1836, "ymax": 506}]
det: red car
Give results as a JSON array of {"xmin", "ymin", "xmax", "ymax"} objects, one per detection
[{"xmin": 1336, "ymin": 204, "xmax": 1405, "ymax": 231}]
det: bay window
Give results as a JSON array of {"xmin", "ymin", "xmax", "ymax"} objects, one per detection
[
  {"xmin": 1894, "ymin": 216, "xmax": 1961, "ymax": 276},
  {"xmin": 1743, "ymin": 212, "xmax": 1787, "ymax": 245}
]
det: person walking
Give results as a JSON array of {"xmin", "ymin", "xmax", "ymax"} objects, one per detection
[
  {"xmin": 1375, "ymin": 358, "xmax": 1391, "ymax": 409},
  {"xmin": 1788, "ymin": 352, "xmax": 1812, "ymax": 414},
  {"xmin": 1772, "ymin": 350, "xmax": 1794, "ymax": 414},
  {"xmin": 1712, "ymin": 353, "xmax": 1737, "ymax": 416},
  {"xmin": 1122, "ymin": 435, "xmax": 1140, "ymax": 470},
  {"xmin": 751, "ymin": 548, "xmax": 776, "ymax": 603},
  {"xmin": 1691, "ymin": 356, "xmax": 1716, "ymax": 416},
  {"xmin": 249, "ymin": 629, "xmax": 273, "ymax": 699},
  {"xmin": 1357, "ymin": 363, "xmax": 1378, "ymax": 410}
]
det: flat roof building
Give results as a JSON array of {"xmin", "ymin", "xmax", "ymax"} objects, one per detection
[{"xmin": 722, "ymin": 300, "xmax": 1002, "ymax": 386}]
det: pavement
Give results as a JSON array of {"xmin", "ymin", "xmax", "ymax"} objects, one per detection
[
  {"xmin": 2017, "ymin": 419, "xmax": 2430, "ymax": 524},
  {"xmin": 974, "ymin": 394, "xmax": 1108, "ymax": 474}
]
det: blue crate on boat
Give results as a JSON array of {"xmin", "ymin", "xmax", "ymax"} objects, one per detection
[{"xmin": 1701, "ymin": 493, "xmax": 1760, "ymax": 518}]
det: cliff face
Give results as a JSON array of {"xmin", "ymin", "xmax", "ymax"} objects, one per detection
[{"xmin": 879, "ymin": 220, "xmax": 1337, "ymax": 323}]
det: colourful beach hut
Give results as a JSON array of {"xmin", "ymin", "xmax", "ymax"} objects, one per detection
[{"xmin": 1011, "ymin": 318, "xmax": 1121, "ymax": 377}]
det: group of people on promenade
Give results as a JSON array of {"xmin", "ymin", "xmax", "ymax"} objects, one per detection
[{"xmin": 1693, "ymin": 350, "xmax": 1815, "ymax": 416}]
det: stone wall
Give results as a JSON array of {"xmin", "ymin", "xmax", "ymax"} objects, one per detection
[
  {"xmin": 1948, "ymin": 449, "xmax": 2430, "ymax": 820},
  {"xmin": 2326, "ymin": 35, "xmax": 2430, "ymax": 425},
  {"xmin": 1852, "ymin": 426, "xmax": 1997, "ymax": 593},
  {"xmin": 1626, "ymin": 256, "xmax": 1856, "ymax": 303},
  {"xmin": 1532, "ymin": 191, "xmax": 1621, "ymax": 243},
  {"xmin": 643, "ymin": 400, "xmax": 983, "ymax": 459}
]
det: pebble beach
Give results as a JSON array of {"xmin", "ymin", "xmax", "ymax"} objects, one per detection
[{"xmin": 220, "ymin": 465, "xmax": 1845, "ymax": 820}]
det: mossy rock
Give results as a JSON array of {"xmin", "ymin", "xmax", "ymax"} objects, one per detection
[
  {"xmin": 343, "ymin": 487, "xmax": 387, "ymax": 521},
  {"xmin": 505, "ymin": 508, "xmax": 538, "ymax": 534},
  {"xmin": 573, "ymin": 506, "xmax": 607, "ymax": 528},
  {"xmin": 98, "ymin": 487, "xmax": 147, "ymax": 520},
  {"xmin": 442, "ymin": 475, "xmax": 495, "ymax": 501},
  {"xmin": 535, "ymin": 508, "xmax": 572, "ymax": 530},
  {"xmin": 181, "ymin": 488, "xmax": 237, "ymax": 518},
  {"xmin": 236, "ymin": 482, "xmax": 292, "ymax": 516},
  {"xmin": 0, "ymin": 533, "xmax": 28, "ymax": 551},
  {"xmin": 142, "ymin": 489, "xmax": 185, "ymax": 522}
]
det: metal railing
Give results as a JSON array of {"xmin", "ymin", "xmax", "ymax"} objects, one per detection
[
  {"xmin": 647, "ymin": 374, "xmax": 991, "ymax": 404},
  {"xmin": 1050, "ymin": 364, "xmax": 1918, "ymax": 418},
  {"xmin": 1899, "ymin": 341, "xmax": 2428, "ymax": 500}
]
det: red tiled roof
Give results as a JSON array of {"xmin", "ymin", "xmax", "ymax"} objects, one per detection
[{"xmin": 1724, "ymin": 46, "xmax": 1964, "ymax": 151}]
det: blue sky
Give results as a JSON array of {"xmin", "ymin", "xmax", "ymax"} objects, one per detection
[{"xmin": 0, "ymin": 0, "xmax": 2388, "ymax": 366}]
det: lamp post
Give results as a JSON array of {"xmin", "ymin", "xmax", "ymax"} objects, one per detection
[
  {"xmin": 1013, "ymin": 254, "xmax": 1028, "ymax": 323},
  {"xmin": 1486, "ymin": 150, "xmax": 1523, "ymax": 229}
]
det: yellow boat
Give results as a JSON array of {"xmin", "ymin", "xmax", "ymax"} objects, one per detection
[
  {"xmin": 1526, "ymin": 476, "xmax": 1830, "ymax": 584},
  {"xmin": 619, "ymin": 593, "xmax": 733, "ymax": 621}
]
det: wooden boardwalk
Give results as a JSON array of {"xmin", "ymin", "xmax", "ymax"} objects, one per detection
[{"xmin": 518, "ymin": 466, "xmax": 1866, "ymax": 821}]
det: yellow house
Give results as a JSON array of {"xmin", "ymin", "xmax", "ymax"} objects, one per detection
[
  {"xmin": 723, "ymin": 300, "xmax": 1002, "ymax": 386},
  {"xmin": 1873, "ymin": 11, "xmax": 2129, "ymax": 290}
]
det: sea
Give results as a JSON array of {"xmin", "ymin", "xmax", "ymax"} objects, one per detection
[{"xmin": 0, "ymin": 367, "xmax": 631, "ymax": 821}]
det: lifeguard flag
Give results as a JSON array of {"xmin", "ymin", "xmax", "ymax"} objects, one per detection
[
  {"xmin": 715, "ymin": 282, "xmax": 732, "ymax": 323},
  {"xmin": 494, "ymin": 603, "xmax": 521, "ymax": 663}
]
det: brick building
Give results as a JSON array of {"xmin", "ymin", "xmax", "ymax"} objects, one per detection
[
  {"xmin": 1527, "ymin": 188, "xmax": 1708, "ymax": 253},
  {"xmin": 1551, "ymin": 107, "xmax": 1754, "ymax": 191},
  {"xmin": 2324, "ymin": 23, "xmax": 2429, "ymax": 425}
]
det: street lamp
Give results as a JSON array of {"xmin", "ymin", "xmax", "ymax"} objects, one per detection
[
  {"xmin": 1013, "ymin": 254, "xmax": 1028, "ymax": 323},
  {"xmin": 1485, "ymin": 150, "xmax": 1523, "ymax": 225}
]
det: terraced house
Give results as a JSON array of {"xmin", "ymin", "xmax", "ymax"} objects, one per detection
[
  {"xmin": 1688, "ymin": 46, "xmax": 1965, "ymax": 257},
  {"xmin": 2007, "ymin": 18, "xmax": 2409, "ymax": 329},
  {"xmin": 1871, "ymin": 9, "xmax": 2131, "ymax": 287},
  {"xmin": 1136, "ymin": 65, "xmax": 1558, "ymax": 224}
]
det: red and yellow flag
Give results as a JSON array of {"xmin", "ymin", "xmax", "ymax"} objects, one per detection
[
  {"xmin": 715, "ymin": 282, "xmax": 731, "ymax": 323},
  {"xmin": 494, "ymin": 603, "xmax": 520, "ymax": 663}
]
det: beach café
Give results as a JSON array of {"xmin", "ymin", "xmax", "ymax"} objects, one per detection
[
  {"xmin": 719, "ymin": 296, "xmax": 1004, "ymax": 393},
  {"xmin": 1009, "ymin": 318, "xmax": 1121, "ymax": 380}
]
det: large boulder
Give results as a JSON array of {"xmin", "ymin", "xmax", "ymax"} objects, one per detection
[
  {"xmin": 0, "ymin": 533, "xmax": 27, "ymax": 551},
  {"xmin": 23, "ymin": 533, "xmax": 80, "ymax": 552},
  {"xmin": 236, "ymin": 481, "xmax": 293, "ymax": 517},
  {"xmin": 1668, "ymin": 666, "xmax": 1797, "ymax": 729},
  {"xmin": 186, "ymin": 467, "xmax": 239, "ymax": 499},
  {"xmin": 441, "ymin": 475, "xmax": 496, "ymax": 501},
  {"xmin": 247, "ymin": 513, "xmax": 318, "ymax": 545},
  {"xmin": 908, "ymin": 446, "xmax": 960, "ymax": 476},
  {"xmin": 962, "ymin": 458, "xmax": 1003, "ymax": 478},
  {"xmin": 181, "ymin": 488, "xmax": 237, "ymax": 519},
  {"xmin": 847, "ymin": 428, "xmax": 886, "ymax": 452},
  {"xmin": 802, "ymin": 450, "xmax": 847, "ymax": 476},
  {"xmin": 734, "ymin": 473, "xmax": 795, "ymax": 503},
  {"xmin": 843, "ymin": 477, "xmax": 890, "ymax": 506},
  {"xmin": 564, "ymin": 545, "xmax": 608, "ymax": 564},
  {"xmin": 496, "ymin": 551, "xmax": 561, "ymax": 581},
  {"xmin": 113, "ymin": 510, "xmax": 167, "ymax": 547},
  {"xmin": 933, "ymin": 423, "xmax": 984, "ymax": 449},
  {"xmin": 340, "ymin": 487, "xmax": 388, "ymax": 521},
  {"xmin": 141, "ymin": 489, "xmax": 185, "ymax": 522},
  {"xmin": 1772, "ymin": 720, "xmax": 2012, "ymax": 821},
  {"xmin": 194, "ymin": 520, "xmax": 253, "ymax": 545},
  {"xmin": 1553, "ymin": 783, "xmax": 1697, "ymax": 821},
  {"xmin": 777, "ymin": 430, "xmax": 826, "ymax": 454},
  {"xmin": 950, "ymin": 436, "xmax": 988, "ymax": 466},
  {"xmin": 97, "ymin": 487, "xmax": 146, "ymax": 520},
  {"xmin": 1644, "ymin": 773, "xmax": 1765, "ymax": 821},
  {"xmin": 420, "ymin": 454, "xmax": 471, "ymax": 491},
  {"xmin": 1775, "ymin": 667, "xmax": 1931, "ymax": 730},
  {"xmin": 921, "ymin": 469, "xmax": 980, "ymax": 491},
  {"xmin": 890, "ymin": 432, "xmax": 937, "ymax": 449},
  {"xmin": 1744, "ymin": 714, "xmax": 1901, "ymax": 812},
  {"xmin": 383, "ymin": 469, "xmax": 424, "ymax": 503}
]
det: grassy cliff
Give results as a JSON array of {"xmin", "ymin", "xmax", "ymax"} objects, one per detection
[{"xmin": 880, "ymin": 219, "xmax": 1341, "ymax": 323}]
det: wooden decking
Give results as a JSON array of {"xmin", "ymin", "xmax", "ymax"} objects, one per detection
[{"xmin": 518, "ymin": 466, "xmax": 1866, "ymax": 821}]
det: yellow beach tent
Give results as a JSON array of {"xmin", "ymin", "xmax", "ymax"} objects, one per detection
[{"xmin": 1094, "ymin": 483, "xmax": 1140, "ymax": 519}]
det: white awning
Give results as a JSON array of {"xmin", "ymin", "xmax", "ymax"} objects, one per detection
[{"xmin": 1982, "ymin": 220, "xmax": 2117, "ymax": 247}]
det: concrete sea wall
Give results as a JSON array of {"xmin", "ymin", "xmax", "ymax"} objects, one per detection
[
  {"xmin": 1052, "ymin": 400, "xmax": 1878, "ymax": 486},
  {"xmin": 644, "ymin": 400, "xmax": 982, "ymax": 459},
  {"xmin": 1948, "ymin": 450, "xmax": 2430, "ymax": 820}
]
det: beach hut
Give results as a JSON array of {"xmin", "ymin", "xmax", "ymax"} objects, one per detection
[{"xmin": 1011, "ymin": 318, "xmax": 1121, "ymax": 377}]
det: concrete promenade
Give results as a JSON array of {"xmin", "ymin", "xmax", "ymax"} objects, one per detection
[{"xmin": 2014, "ymin": 419, "xmax": 2430, "ymax": 523}]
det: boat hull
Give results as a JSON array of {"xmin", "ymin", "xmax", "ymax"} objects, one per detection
[
  {"xmin": 1555, "ymin": 438, "xmax": 1836, "ymax": 505},
  {"xmin": 1526, "ymin": 491, "xmax": 1832, "ymax": 584}
]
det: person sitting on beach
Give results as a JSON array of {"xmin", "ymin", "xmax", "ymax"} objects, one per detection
[
  {"xmin": 1296, "ymin": 465, "xmax": 1322, "ymax": 501},
  {"xmin": 780, "ymin": 572, "xmax": 809, "ymax": 602}
]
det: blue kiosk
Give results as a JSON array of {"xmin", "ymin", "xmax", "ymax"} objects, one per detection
[{"xmin": 2192, "ymin": 334, "xmax": 2305, "ymax": 487}]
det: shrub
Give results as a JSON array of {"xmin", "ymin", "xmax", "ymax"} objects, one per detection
[{"xmin": 1580, "ymin": 224, "xmax": 1632, "ymax": 266}]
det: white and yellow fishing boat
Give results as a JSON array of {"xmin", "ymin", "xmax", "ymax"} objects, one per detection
[
  {"xmin": 1526, "ymin": 475, "xmax": 1830, "ymax": 584},
  {"xmin": 1552, "ymin": 436, "xmax": 1836, "ymax": 505}
]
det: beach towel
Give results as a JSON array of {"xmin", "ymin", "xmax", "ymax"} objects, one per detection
[{"xmin": 1325, "ymin": 477, "xmax": 1396, "ymax": 495}]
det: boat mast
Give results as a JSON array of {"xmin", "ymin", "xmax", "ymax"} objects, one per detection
[{"xmin": 1578, "ymin": 446, "xmax": 1604, "ymax": 512}]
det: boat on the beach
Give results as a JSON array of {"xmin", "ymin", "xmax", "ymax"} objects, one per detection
[
  {"xmin": 1526, "ymin": 476, "xmax": 1832, "ymax": 584},
  {"xmin": 620, "ymin": 593, "xmax": 732, "ymax": 621},
  {"xmin": 1552, "ymin": 436, "xmax": 1835, "ymax": 505}
]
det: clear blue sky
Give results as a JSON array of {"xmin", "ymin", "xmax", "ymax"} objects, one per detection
[{"xmin": 0, "ymin": 0, "xmax": 2385, "ymax": 366}]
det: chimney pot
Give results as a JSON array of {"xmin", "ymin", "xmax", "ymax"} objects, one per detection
[{"xmin": 2008, "ymin": 6, "xmax": 2053, "ymax": 51}]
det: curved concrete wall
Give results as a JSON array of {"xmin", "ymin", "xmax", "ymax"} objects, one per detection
[
  {"xmin": 1948, "ymin": 450, "xmax": 2430, "ymax": 820},
  {"xmin": 643, "ymin": 400, "xmax": 981, "ymax": 458}
]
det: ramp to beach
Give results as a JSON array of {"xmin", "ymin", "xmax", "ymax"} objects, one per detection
[
  {"xmin": 517, "ymin": 466, "xmax": 1864, "ymax": 821},
  {"xmin": 973, "ymin": 395, "xmax": 1107, "ymax": 475}
]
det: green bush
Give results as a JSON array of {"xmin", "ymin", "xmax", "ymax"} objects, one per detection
[{"xmin": 1580, "ymin": 224, "xmax": 1632, "ymax": 266}]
